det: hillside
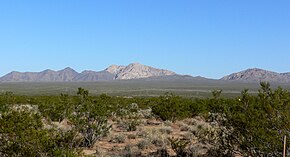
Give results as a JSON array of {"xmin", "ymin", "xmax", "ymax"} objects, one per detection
[
  {"xmin": 221, "ymin": 68, "xmax": 290, "ymax": 83},
  {"xmin": 107, "ymin": 63, "xmax": 176, "ymax": 80}
]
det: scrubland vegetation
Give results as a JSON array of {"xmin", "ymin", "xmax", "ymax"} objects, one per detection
[{"xmin": 0, "ymin": 82, "xmax": 290, "ymax": 156}]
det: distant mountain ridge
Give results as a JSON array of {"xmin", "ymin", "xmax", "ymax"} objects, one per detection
[
  {"xmin": 1, "ymin": 64, "xmax": 290, "ymax": 83},
  {"xmin": 0, "ymin": 67, "xmax": 79, "ymax": 82},
  {"xmin": 221, "ymin": 68, "xmax": 290, "ymax": 83},
  {"xmin": 0, "ymin": 63, "xmax": 179, "ymax": 82}
]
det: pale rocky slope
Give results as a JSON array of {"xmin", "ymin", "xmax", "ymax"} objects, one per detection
[{"xmin": 106, "ymin": 63, "xmax": 176, "ymax": 80}]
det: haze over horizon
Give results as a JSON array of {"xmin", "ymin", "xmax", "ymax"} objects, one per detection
[{"xmin": 0, "ymin": 1, "xmax": 289, "ymax": 79}]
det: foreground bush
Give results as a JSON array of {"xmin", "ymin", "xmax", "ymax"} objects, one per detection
[
  {"xmin": 71, "ymin": 88, "xmax": 111, "ymax": 148},
  {"xmin": 0, "ymin": 108, "xmax": 80, "ymax": 157},
  {"xmin": 207, "ymin": 82, "xmax": 290, "ymax": 156},
  {"xmin": 152, "ymin": 93, "xmax": 192, "ymax": 121}
]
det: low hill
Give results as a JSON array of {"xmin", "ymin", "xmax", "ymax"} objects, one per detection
[{"xmin": 221, "ymin": 68, "xmax": 290, "ymax": 83}]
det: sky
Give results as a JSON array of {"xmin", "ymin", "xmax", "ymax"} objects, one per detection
[{"xmin": 0, "ymin": 0, "xmax": 289, "ymax": 79}]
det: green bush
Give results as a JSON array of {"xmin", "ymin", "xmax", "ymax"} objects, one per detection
[
  {"xmin": 71, "ymin": 88, "xmax": 111, "ymax": 148},
  {"xmin": 0, "ymin": 108, "xmax": 80, "ymax": 157},
  {"xmin": 152, "ymin": 93, "xmax": 192, "ymax": 121},
  {"xmin": 0, "ymin": 91, "xmax": 15, "ymax": 113},
  {"xmin": 169, "ymin": 137, "xmax": 191, "ymax": 157},
  {"xmin": 110, "ymin": 134, "xmax": 126, "ymax": 143},
  {"xmin": 206, "ymin": 82, "xmax": 290, "ymax": 156}
]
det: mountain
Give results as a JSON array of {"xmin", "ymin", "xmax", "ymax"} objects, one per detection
[
  {"xmin": 139, "ymin": 75, "xmax": 209, "ymax": 81},
  {"xmin": 221, "ymin": 68, "xmax": 290, "ymax": 83},
  {"xmin": 106, "ymin": 63, "xmax": 176, "ymax": 80},
  {"xmin": 56, "ymin": 67, "xmax": 79, "ymax": 81},
  {"xmin": 0, "ymin": 67, "xmax": 79, "ymax": 82},
  {"xmin": 2, "ymin": 65, "xmax": 290, "ymax": 83},
  {"xmin": 105, "ymin": 65, "xmax": 126, "ymax": 75},
  {"xmin": 0, "ymin": 63, "xmax": 179, "ymax": 82},
  {"xmin": 73, "ymin": 70, "xmax": 115, "ymax": 81}
]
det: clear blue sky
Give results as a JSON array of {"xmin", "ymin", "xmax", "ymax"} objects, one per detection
[{"xmin": 0, "ymin": 0, "xmax": 289, "ymax": 79}]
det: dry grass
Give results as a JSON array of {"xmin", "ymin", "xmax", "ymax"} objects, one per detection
[{"xmin": 80, "ymin": 112, "xmax": 216, "ymax": 157}]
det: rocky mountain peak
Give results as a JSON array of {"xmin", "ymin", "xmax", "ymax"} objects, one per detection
[
  {"xmin": 114, "ymin": 63, "xmax": 176, "ymax": 80},
  {"xmin": 105, "ymin": 65, "xmax": 126, "ymax": 75},
  {"xmin": 81, "ymin": 70, "xmax": 95, "ymax": 74},
  {"xmin": 221, "ymin": 68, "xmax": 290, "ymax": 83},
  {"xmin": 128, "ymin": 62, "xmax": 142, "ymax": 66},
  {"xmin": 60, "ymin": 67, "xmax": 76, "ymax": 72},
  {"xmin": 42, "ymin": 69, "xmax": 55, "ymax": 73}
]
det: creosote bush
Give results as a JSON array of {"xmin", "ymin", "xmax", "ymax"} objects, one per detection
[
  {"xmin": 0, "ymin": 108, "xmax": 80, "ymax": 157},
  {"xmin": 152, "ymin": 93, "xmax": 192, "ymax": 122},
  {"xmin": 116, "ymin": 103, "xmax": 141, "ymax": 132},
  {"xmin": 169, "ymin": 137, "xmax": 191, "ymax": 157},
  {"xmin": 110, "ymin": 134, "xmax": 126, "ymax": 143},
  {"xmin": 204, "ymin": 82, "xmax": 290, "ymax": 156},
  {"xmin": 71, "ymin": 88, "xmax": 111, "ymax": 148}
]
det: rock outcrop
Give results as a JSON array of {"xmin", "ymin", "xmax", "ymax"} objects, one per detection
[{"xmin": 107, "ymin": 63, "xmax": 176, "ymax": 80}]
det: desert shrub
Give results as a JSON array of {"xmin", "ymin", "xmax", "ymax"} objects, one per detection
[
  {"xmin": 159, "ymin": 125, "xmax": 173, "ymax": 134},
  {"xmin": 150, "ymin": 148, "xmax": 170, "ymax": 157},
  {"xmin": 164, "ymin": 120, "xmax": 173, "ymax": 126},
  {"xmin": 180, "ymin": 125, "xmax": 190, "ymax": 132},
  {"xmin": 137, "ymin": 130, "xmax": 147, "ymax": 138},
  {"xmin": 71, "ymin": 88, "xmax": 111, "ymax": 148},
  {"xmin": 189, "ymin": 119, "xmax": 217, "ymax": 144},
  {"xmin": 0, "ymin": 102, "xmax": 9, "ymax": 113},
  {"xmin": 71, "ymin": 113, "xmax": 111, "ymax": 147},
  {"xmin": 0, "ymin": 108, "xmax": 46, "ymax": 157},
  {"xmin": 152, "ymin": 137, "xmax": 167, "ymax": 147},
  {"xmin": 127, "ymin": 134, "xmax": 137, "ymax": 139},
  {"xmin": 124, "ymin": 145, "xmax": 141, "ymax": 157},
  {"xmin": 127, "ymin": 119, "xmax": 140, "ymax": 131},
  {"xmin": 54, "ymin": 132, "xmax": 82, "ymax": 155},
  {"xmin": 117, "ymin": 115, "xmax": 140, "ymax": 132},
  {"xmin": 141, "ymin": 128, "xmax": 169, "ymax": 148},
  {"xmin": 116, "ymin": 103, "xmax": 141, "ymax": 132},
  {"xmin": 0, "ymin": 91, "xmax": 15, "ymax": 113},
  {"xmin": 176, "ymin": 121, "xmax": 190, "ymax": 131},
  {"xmin": 0, "ymin": 108, "xmax": 80, "ymax": 157},
  {"xmin": 206, "ymin": 82, "xmax": 290, "ymax": 156},
  {"xmin": 139, "ymin": 108, "xmax": 154, "ymax": 119},
  {"xmin": 137, "ymin": 140, "xmax": 150, "ymax": 150},
  {"xmin": 111, "ymin": 145, "xmax": 121, "ymax": 152},
  {"xmin": 110, "ymin": 134, "xmax": 126, "ymax": 143},
  {"xmin": 94, "ymin": 147, "xmax": 109, "ymax": 156},
  {"xmin": 152, "ymin": 93, "xmax": 192, "ymax": 122},
  {"xmin": 169, "ymin": 137, "xmax": 191, "ymax": 157},
  {"xmin": 38, "ymin": 94, "xmax": 75, "ymax": 122},
  {"xmin": 183, "ymin": 132, "xmax": 196, "ymax": 142},
  {"xmin": 2, "ymin": 91, "xmax": 15, "ymax": 105}
]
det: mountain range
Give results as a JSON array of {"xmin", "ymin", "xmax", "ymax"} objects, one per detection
[
  {"xmin": 0, "ymin": 63, "xmax": 180, "ymax": 82},
  {"xmin": 0, "ymin": 63, "xmax": 289, "ymax": 83}
]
